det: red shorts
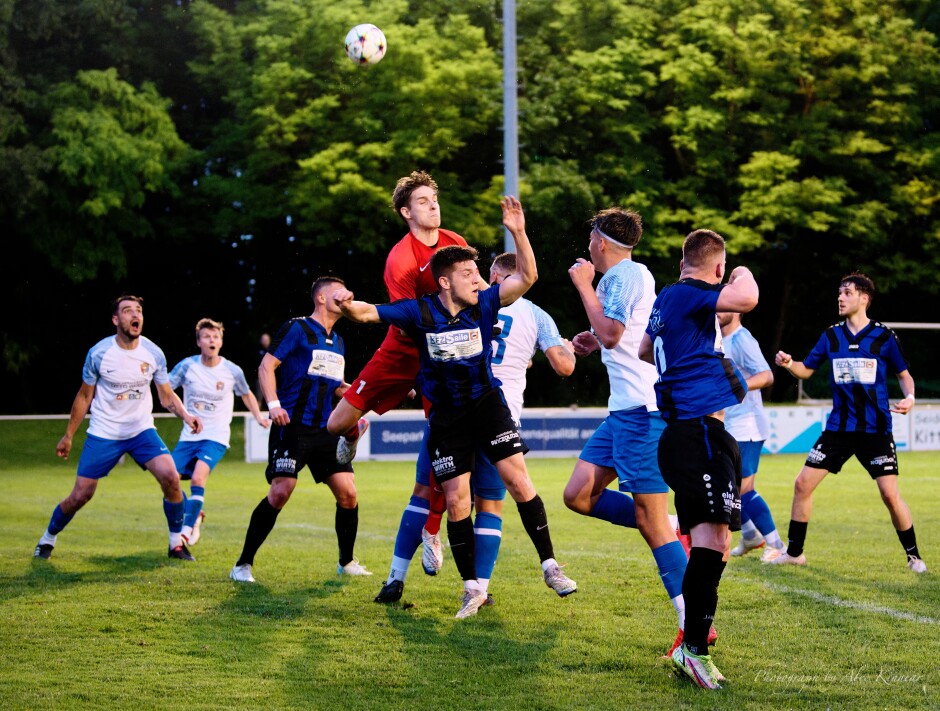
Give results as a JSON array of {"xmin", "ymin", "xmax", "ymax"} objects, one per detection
[{"xmin": 343, "ymin": 343, "xmax": 421, "ymax": 415}]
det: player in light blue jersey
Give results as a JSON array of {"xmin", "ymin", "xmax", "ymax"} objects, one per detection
[
  {"xmin": 717, "ymin": 311, "xmax": 784, "ymax": 561},
  {"xmin": 565, "ymin": 207, "xmax": 693, "ymax": 658},
  {"xmin": 169, "ymin": 318, "xmax": 270, "ymax": 546},
  {"xmin": 640, "ymin": 229, "xmax": 759, "ymax": 689},
  {"xmin": 34, "ymin": 295, "xmax": 203, "ymax": 562}
]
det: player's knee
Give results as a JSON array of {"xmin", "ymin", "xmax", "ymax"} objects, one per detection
[
  {"xmin": 562, "ymin": 486, "xmax": 588, "ymax": 513},
  {"xmin": 335, "ymin": 488, "xmax": 358, "ymax": 509}
]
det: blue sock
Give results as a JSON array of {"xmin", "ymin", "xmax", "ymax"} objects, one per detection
[
  {"xmin": 589, "ymin": 489, "xmax": 637, "ymax": 528},
  {"xmin": 474, "ymin": 511, "xmax": 503, "ymax": 580},
  {"xmin": 163, "ymin": 497, "xmax": 185, "ymax": 534},
  {"xmin": 652, "ymin": 541, "xmax": 688, "ymax": 600},
  {"xmin": 48, "ymin": 504, "xmax": 75, "ymax": 535},
  {"xmin": 742, "ymin": 490, "xmax": 777, "ymax": 537},
  {"xmin": 394, "ymin": 496, "xmax": 429, "ymax": 561},
  {"xmin": 184, "ymin": 486, "xmax": 205, "ymax": 529}
]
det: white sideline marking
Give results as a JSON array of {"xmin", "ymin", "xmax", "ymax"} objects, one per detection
[{"xmin": 732, "ymin": 573, "xmax": 939, "ymax": 625}]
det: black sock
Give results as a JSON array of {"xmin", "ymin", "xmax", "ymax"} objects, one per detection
[
  {"xmin": 787, "ymin": 520, "xmax": 808, "ymax": 557},
  {"xmin": 335, "ymin": 504, "xmax": 359, "ymax": 567},
  {"xmin": 682, "ymin": 547, "xmax": 726, "ymax": 656},
  {"xmin": 897, "ymin": 526, "xmax": 921, "ymax": 560},
  {"xmin": 446, "ymin": 517, "xmax": 477, "ymax": 581},
  {"xmin": 516, "ymin": 494, "xmax": 555, "ymax": 562},
  {"xmin": 236, "ymin": 497, "xmax": 281, "ymax": 566}
]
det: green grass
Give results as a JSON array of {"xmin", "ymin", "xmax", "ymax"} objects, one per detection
[{"xmin": 1, "ymin": 419, "xmax": 937, "ymax": 710}]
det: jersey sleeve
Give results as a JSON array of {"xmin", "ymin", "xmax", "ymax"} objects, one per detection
[
  {"xmin": 532, "ymin": 303, "xmax": 566, "ymax": 352},
  {"xmin": 598, "ymin": 269, "xmax": 642, "ymax": 325},
  {"xmin": 168, "ymin": 359, "xmax": 189, "ymax": 390},
  {"xmin": 376, "ymin": 300, "xmax": 420, "ymax": 331},
  {"xmin": 384, "ymin": 245, "xmax": 419, "ymax": 301},
  {"xmin": 883, "ymin": 330, "xmax": 911, "ymax": 374},
  {"xmin": 271, "ymin": 321, "xmax": 299, "ymax": 362},
  {"xmin": 734, "ymin": 330, "xmax": 771, "ymax": 375},
  {"xmin": 145, "ymin": 341, "xmax": 170, "ymax": 385},
  {"xmin": 81, "ymin": 345, "xmax": 104, "ymax": 386},
  {"xmin": 228, "ymin": 361, "xmax": 251, "ymax": 396},
  {"xmin": 802, "ymin": 331, "xmax": 831, "ymax": 370}
]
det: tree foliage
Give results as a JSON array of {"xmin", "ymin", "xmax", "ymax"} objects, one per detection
[{"xmin": 2, "ymin": 0, "xmax": 939, "ymax": 411}]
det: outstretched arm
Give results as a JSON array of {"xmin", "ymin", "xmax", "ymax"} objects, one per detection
[
  {"xmin": 497, "ymin": 196, "xmax": 537, "ymax": 306},
  {"xmin": 332, "ymin": 288, "xmax": 382, "ymax": 324},
  {"xmin": 775, "ymin": 351, "xmax": 815, "ymax": 380}
]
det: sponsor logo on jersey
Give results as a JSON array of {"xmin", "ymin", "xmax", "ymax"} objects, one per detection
[
  {"xmin": 426, "ymin": 328, "xmax": 483, "ymax": 361},
  {"xmin": 216, "ymin": 381, "xmax": 224, "ymax": 390},
  {"xmin": 419, "ymin": 261, "xmax": 431, "ymax": 272},
  {"xmin": 647, "ymin": 308, "xmax": 663, "ymax": 335},
  {"xmin": 140, "ymin": 363, "xmax": 150, "ymax": 375},
  {"xmin": 116, "ymin": 390, "xmax": 143, "ymax": 401},
  {"xmin": 806, "ymin": 445, "xmax": 826, "ymax": 464},
  {"xmin": 490, "ymin": 430, "xmax": 519, "ymax": 446},
  {"xmin": 832, "ymin": 358, "xmax": 877, "ymax": 384},
  {"xmin": 721, "ymin": 481, "xmax": 740, "ymax": 513},
  {"xmin": 193, "ymin": 401, "xmax": 217, "ymax": 412},
  {"xmin": 274, "ymin": 448, "xmax": 296, "ymax": 474},
  {"xmin": 431, "ymin": 453, "xmax": 456, "ymax": 476}
]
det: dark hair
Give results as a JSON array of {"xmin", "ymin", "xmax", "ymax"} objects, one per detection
[
  {"xmin": 195, "ymin": 318, "xmax": 224, "ymax": 337},
  {"xmin": 590, "ymin": 208, "xmax": 643, "ymax": 248},
  {"xmin": 431, "ymin": 245, "xmax": 479, "ymax": 284},
  {"xmin": 392, "ymin": 171, "xmax": 438, "ymax": 219},
  {"xmin": 682, "ymin": 229, "xmax": 726, "ymax": 268},
  {"xmin": 111, "ymin": 294, "xmax": 143, "ymax": 315},
  {"xmin": 840, "ymin": 272, "xmax": 875, "ymax": 306},
  {"xmin": 311, "ymin": 276, "xmax": 346, "ymax": 301},
  {"xmin": 491, "ymin": 252, "xmax": 516, "ymax": 273}
]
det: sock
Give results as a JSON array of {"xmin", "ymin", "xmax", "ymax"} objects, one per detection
[
  {"xmin": 425, "ymin": 471, "xmax": 445, "ymax": 537},
  {"xmin": 765, "ymin": 530, "xmax": 784, "ymax": 549},
  {"xmin": 343, "ymin": 423, "xmax": 360, "ymax": 441},
  {"xmin": 652, "ymin": 541, "xmax": 688, "ymax": 626},
  {"xmin": 236, "ymin": 497, "xmax": 281, "ymax": 566},
  {"xmin": 163, "ymin": 497, "xmax": 185, "ymax": 548},
  {"xmin": 46, "ymin": 504, "xmax": 75, "ymax": 536},
  {"xmin": 474, "ymin": 511, "xmax": 503, "ymax": 581},
  {"xmin": 682, "ymin": 547, "xmax": 726, "ymax": 655},
  {"xmin": 184, "ymin": 485, "xmax": 205, "ymax": 529},
  {"xmin": 742, "ymin": 490, "xmax": 777, "ymax": 538},
  {"xmin": 786, "ymin": 520, "xmax": 808, "ymax": 557},
  {"xmin": 386, "ymin": 495, "xmax": 429, "ymax": 583},
  {"xmin": 897, "ymin": 526, "xmax": 921, "ymax": 560},
  {"xmin": 335, "ymin": 504, "xmax": 359, "ymax": 567},
  {"xmin": 516, "ymin": 494, "xmax": 555, "ymax": 563},
  {"xmin": 446, "ymin": 516, "xmax": 477, "ymax": 581},
  {"xmin": 589, "ymin": 489, "xmax": 637, "ymax": 528},
  {"xmin": 739, "ymin": 518, "xmax": 760, "ymax": 542}
]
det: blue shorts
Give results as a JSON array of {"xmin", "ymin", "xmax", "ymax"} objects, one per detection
[
  {"xmin": 579, "ymin": 407, "xmax": 668, "ymax": 495},
  {"xmin": 76, "ymin": 429, "xmax": 171, "ymax": 479},
  {"xmin": 738, "ymin": 440, "xmax": 764, "ymax": 478},
  {"xmin": 415, "ymin": 421, "xmax": 505, "ymax": 501},
  {"xmin": 172, "ymin": 439, "xmax": 229, "ymax": 479}
]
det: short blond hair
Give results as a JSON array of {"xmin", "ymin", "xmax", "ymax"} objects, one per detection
[{"xmin": 195, "ymin": 318, "xmax": 224, "ymax": 337}]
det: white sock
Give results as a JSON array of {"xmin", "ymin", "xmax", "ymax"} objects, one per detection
[
  {"xmin": 541, "ymin": 557, "xmax": 558, "ymax": 573},
  {"xmin": 741, "ymin": 519, "xmax": 760, "ymax": 541},
  {"xmin": 672, "ymin": 594, "xmax": 685, "ymax": 628},
  {"xmin": 388, "ymin": 557, "xmax": 411, "ymax": 584},
  {"xmin": 39, "ymin": 531, "xmax": 57, "ymax": 547},
  {"xmin": 668, "ymin": 514, "xmax": 679, "ymax": 530},
  {"xmin": 765, "ymin": 530, "xmax": 784, "ymax": 549},
  {"xmin": 169, "ymin": 532, "xmax": 183, "ymax": 548}
]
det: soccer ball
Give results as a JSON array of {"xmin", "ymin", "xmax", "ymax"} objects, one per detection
[{"xmin": 344, "ymin": 24, "xmax": 387, "ymax": 65}]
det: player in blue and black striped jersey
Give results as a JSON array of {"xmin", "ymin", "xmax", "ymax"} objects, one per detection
[
  {"xmin": 334, "ymin": 196, "xmax": 577, "ymax": 620},
  {"xmin": 772, "ymin": 273, "xmax": 925, "ymax": 573},
  {"xmin": 639, "ymin": 229, "xmax": 759, "ymax": 689},
  {"xmin": 228, "ymin": 276, "xmax": 372, "ymax": 584}
]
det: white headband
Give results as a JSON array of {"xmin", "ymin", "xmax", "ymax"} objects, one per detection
[{"xmin": 594, "ymin": 227, "xmax": 633, "ymax": 250}]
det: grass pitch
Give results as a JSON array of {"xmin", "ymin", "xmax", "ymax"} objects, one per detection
[{"xmin": 1, "ymin": 418, "xmax": 937, "ymax": 709}]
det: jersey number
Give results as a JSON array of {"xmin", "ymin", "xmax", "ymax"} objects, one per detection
[
  {"xmin": 492, "ymin": 314, "xmax": 513, "ymax": 364},
  {"xmin": 356, "ymin": 380, "xmax": 367, "ymax": 395},
  {"xmin": 653, "ymin": 336, "xmax": 667, "ymax": 380}
]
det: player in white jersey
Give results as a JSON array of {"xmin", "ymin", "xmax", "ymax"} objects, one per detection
[
  {"xmin": 33, "ymin": 295, "xmax": 203, "ymax": 561},
  {"xmin": 564, "ymin": 208, "xmax": 695, "ymax": 656},
  {"xmin": 169, "ymin": 318, "xmax": 270, "ymax": 546},
  {"xmin": 717, "ymin": 311, "xmax": 784, "ymax": 560}
]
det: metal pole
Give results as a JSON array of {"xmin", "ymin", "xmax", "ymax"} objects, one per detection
[{"xmin": 503, "ymin": 0, "xmax": 519, "ymax": 252}]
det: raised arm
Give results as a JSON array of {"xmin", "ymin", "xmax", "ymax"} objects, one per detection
[
  {"xmin": 332, "ymin": 288, "xmax": 382, "ymax": 324},
  {"xmin": 568, "ymin": 258, "xmax": 624, "ymax": 349},
  {"xmin": 56, "ymin": 383, "xmax": 96, "ymax": 460},
  {"xmin": 715, "ymin": 266, "xmax": 759, "ymax": 314},
  {"xmin": 497, "ymin": 196, "xmax": 537, "ymax": 306},
  {"xmin": 156, "ymin": 381, "xmax": 202, "ymax": 435}
]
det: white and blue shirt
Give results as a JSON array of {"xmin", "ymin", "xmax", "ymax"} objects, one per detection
[
  {"xmin": 169, "ymin": 356, "xmax": 251, "ymax": 447},
  {"xmin": 492, "ymin": 297, "xmax": 566, "ymax": 425},
  {"xmin": 721, "ymin": 325, "xmax": 770, "ymax": 441},
  {"xmin": 82, "ymin": 336, "xmax": 169, "ymax": 440},
  {"xmin": 596, "ymin": 259, "xmax": 658, "ymax": 412}
]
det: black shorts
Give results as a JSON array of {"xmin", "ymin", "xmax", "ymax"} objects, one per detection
[
  {"xmin": 804, "ymin": 431, "xmax": 898, "ymax": 479},
  {"xmin": 658, "ymin": 417, "xmax": 741, "ymax": 533},
  {"xmin": 265, "ymin": 424, "xmax": 353, "ymax": 484},
  {"xmin": 427, "ymin": 388, "xmax": 528, "ymax": 484}
]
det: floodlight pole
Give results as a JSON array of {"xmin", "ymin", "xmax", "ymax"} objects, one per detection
[{"xmin": 503, "ymin": 0, "xmax": 519, "ymax": 252}]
